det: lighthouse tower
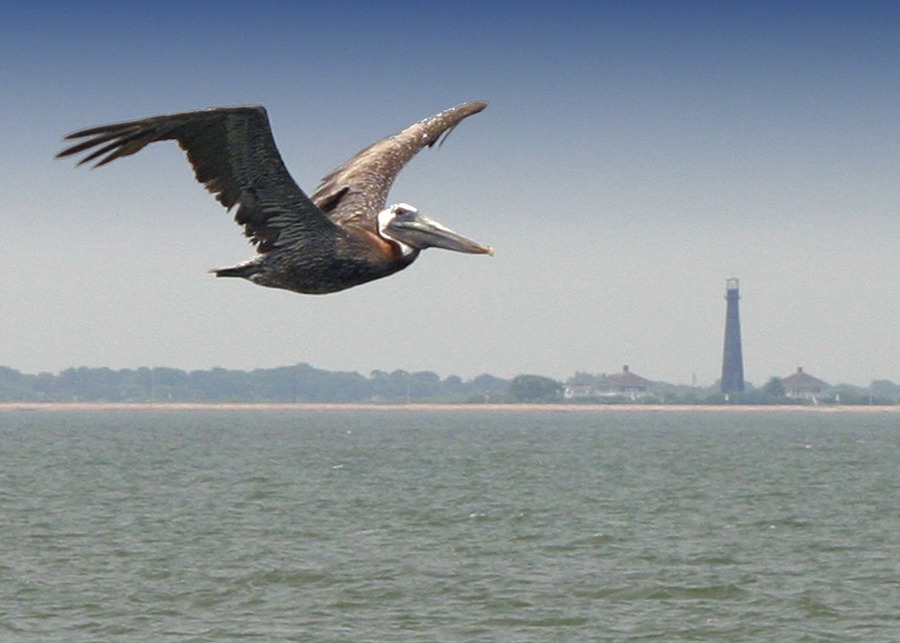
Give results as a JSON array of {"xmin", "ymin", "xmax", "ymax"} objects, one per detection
[{"xmin": 720, "ymin": 278, "xmax": 745, "ymax": 393}]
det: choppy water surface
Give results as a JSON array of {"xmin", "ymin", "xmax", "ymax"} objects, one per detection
[{"xmin": 1, "ymin": 408, "xmax": 899, "ymax": 641}]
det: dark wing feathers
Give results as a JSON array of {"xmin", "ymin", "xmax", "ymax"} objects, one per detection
[
  {"xmin": 57, "ymin": 101, "xmax": 488, "ymax": 246},
  {"xmin": 57, "ymin": 106, "xmax": 335, "ymax": 253},
  {"xmin": 311, "ymin": 101, "xmax": 487, "ymax": 225}
]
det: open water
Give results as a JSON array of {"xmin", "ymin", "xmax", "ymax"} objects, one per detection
[{"xmin": 1, "ymin": 407, "xmax": 899, "ymax": 641}]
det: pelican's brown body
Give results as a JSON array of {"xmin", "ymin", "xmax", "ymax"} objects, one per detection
[{"xmin": 57, "ymin": 102, "xmax": 492, "ymax": 294}]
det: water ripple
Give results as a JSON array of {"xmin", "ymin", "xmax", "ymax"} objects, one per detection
[{"xmin": 1, "ymin": 408, "xmax": 898, "ymax": 641}]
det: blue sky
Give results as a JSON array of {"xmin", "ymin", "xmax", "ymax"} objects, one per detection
[{"xmin": 3, "ymin": 1, "xmax": 899, "ymax": 386}]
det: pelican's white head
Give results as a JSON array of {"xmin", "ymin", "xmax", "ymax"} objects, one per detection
[{"xmin": 377, "ymin": 203, "xmax": 493, "ymax": 256}]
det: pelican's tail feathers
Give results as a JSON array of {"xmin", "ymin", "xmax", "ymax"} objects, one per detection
[{"xmin": 211, "ymin": 261, "xmax": 261, "ymax": 280}]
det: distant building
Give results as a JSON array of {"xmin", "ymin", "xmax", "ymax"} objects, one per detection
[
  {"xmin": 782, "ymin": 367, "xmax": 829, "ymax": 400},
  {"xmin": 721, "ymin": 278, "xmax": 745, "ymax": 393},
  {"xmin": 596, "ymin": 366, "xmax": 652, "ymax": 399},
  {"xmin": 563, "ymin": 366, "xmax": 653, "ymax": 400},
  {"xmin": 563, "ymin": 381, "xmax": 597, "ymax": 399}
]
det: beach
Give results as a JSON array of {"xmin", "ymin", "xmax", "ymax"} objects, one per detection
[{"xmin": 1, "ymin": 402, "xmax": 897, "ymax": 413}]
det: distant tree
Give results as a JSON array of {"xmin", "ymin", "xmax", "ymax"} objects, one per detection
[
  {"xmin": 0, "ymin": 366, "xmax": 24, "ymax": 383},
  {"xmin": 189, "ymin": 367, "xmax": 253, "ymax": 401},
  {"xmin": 472, "ymin": 373, "xmax": 509, "ymax": 391},
  {"xmin": 409, "ymin": 371, "xmax": 442, "ymax": 399},
  {"xmin": 58, "ymin": 366, "xmax": 125, "ymax": 401},
  {"xmin": 323, "ymin": 370, "xmax": 370, "ymax": 402},
  {"xmin": 829, "ymin": 384, "xmax": 895, "ymax": 406},
  {"xmin": 0, "ymin": 366, "xmax": 35, "ymax": 401},
  {"xmin": 442, "ymin": 375, "xmax": 465, "ymax": 397},
  {"xmin": 32, "ymin": 372, "xmax": 59, "ymax": 400},
  {"xmin": 463, "ymin": 373, "xmax": 511, "ymax": 403},
  {"xmin": 509, "ymin": 374, "xmax": 563, "ymax": 402},
  {"xmin": 761, "ymin": 376, "xmax": 786, "ymax": 398},
  {"xmin": 870, "ymin": 380, "xmax": 899, "ymax": 401}
]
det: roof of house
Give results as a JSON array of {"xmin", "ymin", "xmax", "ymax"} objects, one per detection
[
  {"xmin": 596, "ymin": 365, "xmax": 652, "ymax": 388},
  {"xmin": 781, "ymin": 367, "xmax": 829, "ymax": 389}
]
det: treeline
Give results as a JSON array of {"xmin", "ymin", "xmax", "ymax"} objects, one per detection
[
  {"xmin": 0, "ymin": 364, "xmax": 896, "ymax": 405},
  {"xmin": 0, "ymin": 364, "xmax": 512, "ymax": 403}
]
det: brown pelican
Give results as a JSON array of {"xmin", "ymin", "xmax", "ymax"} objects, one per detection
[{"xmin": 57, "ymin": 102, "xmax": 493, "ymax": 294}]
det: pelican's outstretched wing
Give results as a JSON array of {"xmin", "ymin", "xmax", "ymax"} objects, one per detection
[
  {"xmin": 312, "ymin": 101, "xmax": 487, "ymax": 225},
  {"xmin": 57, "ymin": 106, "xmax": 336, "ymax": 253}
]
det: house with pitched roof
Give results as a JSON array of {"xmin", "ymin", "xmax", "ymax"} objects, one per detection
[
  {"xmin": 562, "ymin": 380, "xmax": 598, "ymax": 399},
  {"xmin": 595, "ymin": 365, "xmax": 652, "ymax": 399},
  {"xmin": 564, "ymin": 366, "xmax": 654, "ymax": 400},
  {"xmin": 781, "ymin": 367, "xmax": 829, "ymax": 400}
]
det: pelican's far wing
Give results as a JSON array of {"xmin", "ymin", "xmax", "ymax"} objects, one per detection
[
  {"xmin": 311, "ymin": 101, "xmax": 488, "ymax": 226},
  {"xmin": 57, "ymin": 106, "xmax": 337, "ymax": 253}
]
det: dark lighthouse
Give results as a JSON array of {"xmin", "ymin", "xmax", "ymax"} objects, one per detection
[{"xmin": 720, "ymin": 278, "xmax": 745, "ymax": 394}]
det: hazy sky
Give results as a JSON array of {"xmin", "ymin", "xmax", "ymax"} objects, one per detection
[{"xmin": 3, "ymin": 1, "xmax": 898, "ymax": 386}]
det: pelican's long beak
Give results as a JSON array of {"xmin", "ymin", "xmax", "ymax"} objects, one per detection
[{"xmin": 386, "ymin": 211, "xmax": 494, "ymax": 255}]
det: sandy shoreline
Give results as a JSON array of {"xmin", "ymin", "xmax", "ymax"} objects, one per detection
[{"xmin": 1, "ymin": 402, "xmax": 897, "ymax": 413}]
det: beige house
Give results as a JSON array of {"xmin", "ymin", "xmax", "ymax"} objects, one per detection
[
  {"xmin": 563, "ymin": 381, "xmax": 598, "ymax": 399},
  {"xmin": 781, "ymin": 367, "xmax": 829, "ymax": 400},
  {"xmin": 595, "ymin": 366, "xmax": 652, "ymax": 399},
  {"xmin": 564, "ymin": 366, "xmax": 653, "ymax": 400}
]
